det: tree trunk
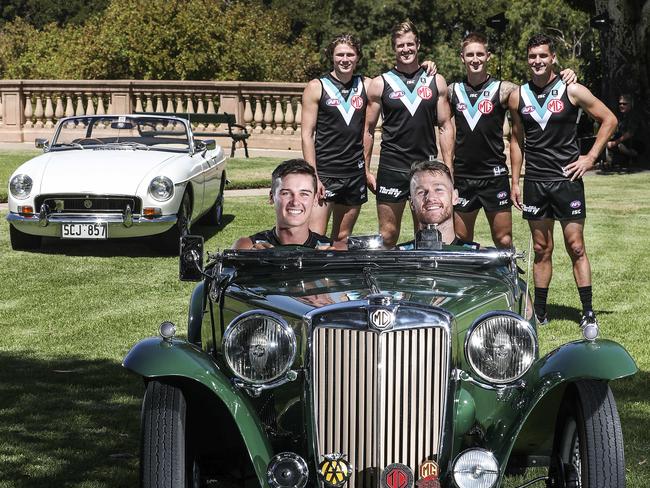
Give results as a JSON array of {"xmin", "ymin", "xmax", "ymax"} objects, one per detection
[{"xmin": 594, "ymin": 0, "xmax": 649, "ymax": 118}]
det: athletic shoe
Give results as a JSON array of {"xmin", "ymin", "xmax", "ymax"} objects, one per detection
[
  {"xmin": 579, "ymin": 311, "xmax": 599, "ymax": 340},
  {"xmin": 535, "ymin": 313, "xmax": 549, "ymax": 326}
]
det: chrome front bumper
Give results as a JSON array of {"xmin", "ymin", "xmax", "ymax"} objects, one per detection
[{"xmin": 7, "ymin": 211, "xmax": 177, "ymax": 238}]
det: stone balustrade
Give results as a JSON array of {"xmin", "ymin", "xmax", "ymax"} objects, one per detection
[{"xmin": 0, "ymin": 80, "xmax": 312, "ymax": 150}]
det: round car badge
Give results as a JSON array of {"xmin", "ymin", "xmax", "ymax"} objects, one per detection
[
  {"xmin": 83, "ymin": 199, "xmax": 93, "ymax": 209},
  {"xmin": 381, "ymin": 463, "xmax": 413, "ymax": 488},
  {"xmin": 318, "ymin": 454, "xmax": 352, "ymax": 487},
  {"xmin": 370, "ymin": 308, "xmax": 395, "ymax": 330}
]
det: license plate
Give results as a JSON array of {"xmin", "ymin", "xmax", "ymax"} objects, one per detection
[{"xmin": 61, "ymin": 223, "xmax": 107, "ymax": 239}]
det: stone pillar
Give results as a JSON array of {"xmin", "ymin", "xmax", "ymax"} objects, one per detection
[
  {"xmin": 111, "ymin": 92, "xmax": 132, "ymax": 114},
  {"xmin": 0, "ymin": 85, "xmax": 25, "ymax": 141}
]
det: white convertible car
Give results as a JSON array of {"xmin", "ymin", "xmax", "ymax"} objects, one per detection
[{"xmin": 7, "ymin": 114, "xmax": 227, "ymax": 252}]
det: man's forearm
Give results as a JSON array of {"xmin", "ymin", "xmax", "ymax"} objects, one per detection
[{"xmin": 438, "ymin": 123, "xmax": 455, "ymax": 169}]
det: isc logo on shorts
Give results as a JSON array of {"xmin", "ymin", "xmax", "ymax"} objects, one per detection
[
  {"xmin": 326, "ymin": 99, "xmax": 340, "ymax": 106},
  {"xmin": 389, "ymin": 91, "xmax": 404, "ymax": 99}
]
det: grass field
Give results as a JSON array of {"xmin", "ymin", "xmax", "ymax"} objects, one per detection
[{"xmin": 0, "ymin": 159, "xmax": 648, "ymax": 486}]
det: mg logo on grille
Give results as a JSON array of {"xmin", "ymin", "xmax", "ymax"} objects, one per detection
[{"xmin": 370, "ymin": 309, "xmax": 395, "ymax": 330}]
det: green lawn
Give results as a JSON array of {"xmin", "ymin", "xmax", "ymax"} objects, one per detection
[{"xmin": 0, "ymin": 166, "xmax": 648, "ymax": 486}]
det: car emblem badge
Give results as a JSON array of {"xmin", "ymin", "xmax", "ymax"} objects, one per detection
[
  {"xmin": 381, "ymin": 463, "xmax": 413, "ymax": 488},
  {"xmin": 419, "ymin": 460, "xmax": 439, "ymax": 480},
  {"xmin": 370, "ymin": 308, "xmax": 395, "ymax": 330},
  {"xmin": 83, "ymin": 199, "xmax": 93, "ymax": 209},
  {"xmin": 318, "ymin": 453, "xmax": 352, "ymax": 487}
]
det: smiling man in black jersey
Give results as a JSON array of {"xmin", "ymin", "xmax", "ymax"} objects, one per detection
[
  {"xmin": 450, "ymin": 32, "xmax": 576, "ymax": 249},
  {"xmin": 509, "ymin": 34, "xmax": 617, "ymax": 338},
  {"xmin": 364, "ymin": 20, "xmax": 455, "ymax": 249},
  {"xmin": 233, "ymin": 159, "xmax": 333, "ymax": 250}
]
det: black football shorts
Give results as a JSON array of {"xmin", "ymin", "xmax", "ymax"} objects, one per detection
[
  {"xmin": 454, "ymin": 176, "xmax": 512, "ymax": 213},
  {"xmin": 522, "ymin": 179, "xmax": 586, "ymax": 220}
]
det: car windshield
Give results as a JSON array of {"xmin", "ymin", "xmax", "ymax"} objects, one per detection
[{"xmin": 50, "ymin": 116, "xmax": 191, "ymax": 152}]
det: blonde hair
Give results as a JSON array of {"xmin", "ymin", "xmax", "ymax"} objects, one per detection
[{"xmin": 391, "ymin": 20, "xmax": 419, "ymax": 48}]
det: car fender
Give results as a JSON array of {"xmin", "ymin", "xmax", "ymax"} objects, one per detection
[
  {"xmin": 123, "ymin": 337, "xmax": 272, "ymax": 485},
  {"xmin": 484, "ymin": 339, "xmax": 637, "ymax": 479}
]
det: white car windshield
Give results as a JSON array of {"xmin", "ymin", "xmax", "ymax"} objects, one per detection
[{"xmin": 50, "ymin": 116, "xmax": 192, "ymax": 152}]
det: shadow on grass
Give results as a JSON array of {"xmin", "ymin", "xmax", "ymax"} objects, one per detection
[
  {"xmin": 547, "ymin": 303, "xmax": 614, "ymax": 323},
  {"xmin": 0, "ymin": 351, "xmax": 142, "ymax": 486}
]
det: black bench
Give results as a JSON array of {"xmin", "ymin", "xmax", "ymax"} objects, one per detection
[{"xmin": 134, "ymin": 112, "xmax": 250, "ymax": 158}]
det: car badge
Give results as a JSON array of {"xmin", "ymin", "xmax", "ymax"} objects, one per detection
[
  {"xmin": 419, "ymin": 460, "xmax": 440, "ymax": 480},
  {"xmin": 318, "ymin": 453, "xmax": 352, "ymax": 487},
  {"xmin": 381, "ymin": 463, "xmax": 413, "ymax": 488},
  {"xmin": 370, "ymin": 308, "xmax": 395, "ymax": 330},
  {"xmin": 83, "ymin": 199, "xmax": 93, "ymax": 209}
]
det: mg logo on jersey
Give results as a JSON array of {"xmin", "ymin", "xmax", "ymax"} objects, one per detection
[
  {"xmin": 351, "ymin": 95, "xmax": 364, "ymax": 109},
  {"xmin": 326, "ymin": 99, "xmax": 340, "ymax": 106},
  {"xmin": 478, "ymin": 99, "xmax": 494, "ymax": 114},
  {"xmin": 456, "ymin": 102, "xmax": 467, "ymax": 111},
  {"xmin": 522, "ymin": 105, "xmax": 535, "ymax": 114},
  {"xmin": 417, "ymin": 86, "xmax": 433, "ymax": 100},
  {"xmin": 389, "ymin": 91, "xmax": 405, "ymax": 99},
  {"xmin": 548, "ymin": 99, "xmax": 564, "ymax": 113}
]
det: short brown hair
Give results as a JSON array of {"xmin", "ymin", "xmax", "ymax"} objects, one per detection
[
  {"xmin": 391, "ymin": 20, "xmax": 419, "ymax": 48},
  {"xmin": 271, "ymin": 159, "xmax": 317, "ymax": 193},
  {"xmin": 409, "ymin": 159, "xmax": 453, "ymax": 184},
  {"xmin": 527, "ymin": 33, "xmax": 555, "ymax": 53},
  {"xmin": 461, "ymin": 31, "xmax": 489, "ymax": 52},
  {"xmin": 326, "ymin": 33, "xmax": 362, "ymax": 61}
]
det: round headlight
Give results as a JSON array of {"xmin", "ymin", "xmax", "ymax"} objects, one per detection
[
  {"xmin": 148, "ymin": 176, "xmax": 174, "ymax": 201},
  {"xmin": 453, "ymin": 449, "xmax": 499, "ymax": 488},
  {"xmin": 223, "ymin": 311, "xmax": 297, "ymax": 384},
  {"xmin": 465, "ymin": 312, "xmax": 536, "ymax": 384},
  {"xmin": 10, "ymin": 174, "xmax": 33, "ymax": 199}
]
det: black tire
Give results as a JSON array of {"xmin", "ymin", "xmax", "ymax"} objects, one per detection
[
  {"xmin": 140, "ymin": 381, "xmax": 200, "ymax": 488},
  {"xmin": 10, "ymin": 225, "xmax": 42, "ymax": 251},
  {"xmin": 158, "ymin": 191, "xmax": 191, "ymax": 254},
  {"xmin": 554, "ymin": 380, "xmax": 625, "ymax": 487},
  {"xmin": 200, "ymin": 178, "xmax": 225, "ymax": 227}
]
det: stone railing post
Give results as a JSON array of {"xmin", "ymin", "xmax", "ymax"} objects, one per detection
[
  {"xmin": 110, "ymin": 91, "xmax": 132, "ymax": 115},
  {"xmin": 0, "ymin": 84, "xmax": 24, "ymax": 141}
]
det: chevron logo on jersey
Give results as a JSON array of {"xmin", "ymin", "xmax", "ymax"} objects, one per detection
[
  {"xmin": 383, "ymin": 71, "xmax": 435, "ymax": 116},
  {"xmin": 321, "ymin": 76, "xmax": 364, "ymax": 126},
  {"xmin": 454, "ymin": 80, "xmax": 499, "ymax": 131},
  {"xmin": 520, "ymin": 79, "xmax": 566, "ymax": 130}
]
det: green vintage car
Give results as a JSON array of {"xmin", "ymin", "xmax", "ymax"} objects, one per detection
[{"xmin": 123, "ymin": 235, "xmax": 637, "ymax": 488}]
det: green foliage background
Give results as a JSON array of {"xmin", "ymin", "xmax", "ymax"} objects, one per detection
[{"xmin": 0, "ymin": 0, "xmax": 599, "ymax": 87}]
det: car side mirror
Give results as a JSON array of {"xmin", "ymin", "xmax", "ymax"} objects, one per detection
[
  {"xmin": 35, "ymin": 138, "xmax": 49, "ymax": 149},
  {"xmin": 194, "ymin": 139, "xmax": 216, "ymax": 154},
  {"xmin": 179, "ymin": 235, "xmax": 204, "ymax": 281}
]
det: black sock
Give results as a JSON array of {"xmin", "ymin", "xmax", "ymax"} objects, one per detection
[
  {"xmin": 534, "ymin": 287, "xmax": 549, "ymax": 318},
  {"xmin": 578, "ymin": 286, "xmax": 593, "ymax": 314}
]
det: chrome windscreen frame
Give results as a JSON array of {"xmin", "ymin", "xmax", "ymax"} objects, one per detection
[{"xmin": 304, "ymin": 297, "xmax": 455, "ymax": 483}]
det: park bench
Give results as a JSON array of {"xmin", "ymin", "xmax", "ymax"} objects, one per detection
[{"xmin": 135, "ymin": 112, "xmax": 250, "ymax": 158}]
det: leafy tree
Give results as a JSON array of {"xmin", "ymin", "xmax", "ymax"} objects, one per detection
[{"xmin": 0, "ymin": 0, "xmax": 109, "ymax": 27}]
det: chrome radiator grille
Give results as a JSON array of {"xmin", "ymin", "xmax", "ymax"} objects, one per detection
[{"xmin": 312, "ymin": 325, "xmax": 448, "ymax": 486}]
